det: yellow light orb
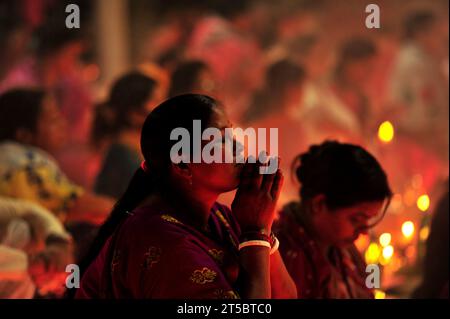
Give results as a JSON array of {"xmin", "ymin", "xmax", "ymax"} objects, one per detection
[
  {"xmin": 402, "ymin": 221, "xmax": 415, "ymax": 239},
  {"xmin": 375, "ymin": 290, "xmax": 386, "ymax": 299},
  {"xmin": 365, "ymin": 242, "xmax": 381, "ymax": 264},
  {"xmin": 378, "ymin": 121, "xmax": 394, "ymax": 143},
  {"xmin": 417, "ymin": 194, "xmax": 430, "ymax": 212},
  {"xmin": 379, "ymin": 233, "xmax": 392, "ymax": 247}
]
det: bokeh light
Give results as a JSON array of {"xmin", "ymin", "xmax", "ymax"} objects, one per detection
[
  {"xmin": 379, "ymin": 233, "xmax": 392, "ymax": 247},
  {"xmin": 401, "ymin": 221, "xmax": 415, "ymax": 239},
  {"xmin": 417, "ymin": 194, "xmax": 430, "ymax": 212},
  {"xmin": 378, "ymin": 121, "xmax": 394, "ymax": 143}
]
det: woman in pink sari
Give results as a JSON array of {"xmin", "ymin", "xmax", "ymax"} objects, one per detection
[{"xmin": 73, "ymin": 94, "xmax": 296, "ymax": 299}]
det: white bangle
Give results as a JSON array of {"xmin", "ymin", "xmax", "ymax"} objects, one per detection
[
  {"xmin": 238, "ymin": 240, "xmax": 271, "ymax": 251},
  {"xmin": 270, "ymin": 236, "xmax": 279, "ymax": 255}
]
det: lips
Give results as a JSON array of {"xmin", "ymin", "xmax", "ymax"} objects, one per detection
[{"xmin": 234, "ymin": 162, "xmax": 245, "ymax": 174}]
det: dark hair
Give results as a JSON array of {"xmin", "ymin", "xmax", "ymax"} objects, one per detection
[
  {"xmin": 404, "ymin": 11, "xmax": 437, "ymax": 39},
  {"xmin": 74, "ymin": 94, "xmax": 220, "ymax": 296},
  {"xmin": 168, "ymin": 61, "xmax": 209, "ymax": 97},
  {"xmin": 91, "ymin": 72, "xmax": 157, "ymax": 146},
  {"xmin": 157, "ymin": 48, "xmax": 183, "ymax": 71},
  {"xmin": 293, "ymin": 140, "xmax": 392, "ymax": 210},
  {"xmin": 335, "ymin": 38, "xmax": 377, "ymax": 77},
  {"xmin": 33, "ymin": 0, "xmax": 93, "ymax": 58},
  {"xmin": 288, "ymin": 33, "xmax": 320, "ymax": 57},
  {"xmin": 0, "ymin": 5, "xmax": 25, "ymax": 58},
  {"xmin": 244, "ymin": 59, "xmax": 306, "ymax": 123},
  {"xmin": 34, "ymin": 24, "xmax": 85, "ymax": 58},
  {"xmin": 0, "ymin": 88, "xmax": 46, "ymax": 142}
]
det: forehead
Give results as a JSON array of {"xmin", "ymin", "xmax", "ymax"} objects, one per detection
[
  {"xmin": 339, "ymin": 201, "xmax": 385, "ymax": 215},
  {"xmin": 208, "ymin": 105, "xmax": 231, "ymax": 128}
]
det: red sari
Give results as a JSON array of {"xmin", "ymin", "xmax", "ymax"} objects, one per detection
[
  {"xmin": 76, "ymin": 202, "xmax": 241, "ymax": 299},
  {"xmin": 274, "ymin": 202, "xmax": 374, "ymax": 299}
]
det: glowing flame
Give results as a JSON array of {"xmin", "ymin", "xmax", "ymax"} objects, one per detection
[
  {"xmin": 402, "ymin": 221, "xmax": 415, "ymax": 239},
  {"xmin": 378, "ymin": 121, "xmax": 394, "ymax": 143},
  {"xmin": 375, "ymin": 290, "xmax": 386, "ymax": 299},
  {"xmin": 379, "ymin": 245, "xmax": 394, "ymax": 265},
  {"xmin": 379, "ymin": 233, "xmax": 392, "ymax": 247},
  {"xmin": 365, "ymin": 243, "xmax": 381, "ymax": 264},
  {"xmin": 417, "ymin": 194, "xmax": 430, "ymax": 212}
]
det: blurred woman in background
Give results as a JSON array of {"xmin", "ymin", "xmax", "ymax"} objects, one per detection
[
  {"xmin": 244, "ymin": 59, "xmax": 308, "ymax": 207},
  {"xmin": 243, "ymin": 59, "xmax": 306, "ymax": 124},
  {"xmin": 93, "ymin": 71, "xmax": 162, "ymax": 199},
  {"xmin": 0, "ymin": 88, "xmax": 113, "ymax": 226},
  {"xmin": 0, "ymin": 88, "xmax": 113, "ymax": 271},
  {"xmin": 274, "ymin": 140, "xmax": 392, "ymax": 298},
  {"xmin": 168, "ymin": 60, "xmax": 217, "ymax": 98},
  {"xmin": 299, "ymin": 38, "xmax": 379, "ymax": 146}
]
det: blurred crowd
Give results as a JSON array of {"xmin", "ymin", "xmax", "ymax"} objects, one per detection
[{"xmin": 0, "ymin": 0, "xmax": 448, "ymax": 298}]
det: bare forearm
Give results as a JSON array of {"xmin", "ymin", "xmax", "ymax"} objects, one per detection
[
  {"xmin": 238, "ymin": 247, "xmax": 271, "ymax": 299},
  {"xmin": 270, "ymin": 251, "xmax": 297, "ymax": 298}
]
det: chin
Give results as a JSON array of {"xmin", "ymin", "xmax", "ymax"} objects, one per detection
[
  {"xmin": 222, "ymin": 179, "xmax": 240, "ymax": 192},
  {"xmin": 344, "ymin": 238, "xmax": 359, "ymax": 247}
]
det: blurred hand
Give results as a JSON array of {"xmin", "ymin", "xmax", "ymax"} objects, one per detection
[{"xmin": 29, "ymin": 240, "xmax": 74, "ymax": 297}]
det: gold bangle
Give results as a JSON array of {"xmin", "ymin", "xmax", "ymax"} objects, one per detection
[{"xmin": 270, "ymin": 236, "xmax": 279, "ymax": 255}]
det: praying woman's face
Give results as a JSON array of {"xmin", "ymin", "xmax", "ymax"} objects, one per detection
[{"xmin": 187, "ymin": 106, "xmax": 245, "ymax": 194}]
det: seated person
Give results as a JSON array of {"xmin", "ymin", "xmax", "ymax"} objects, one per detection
[
  {"xmin": 92, "ymin": 71, "xmax": 162, "ymax": 199},
  {"xmin": 274, "ymin": 140, "xmax": 392, "ymax": 298},
  {"xmin": 75, "ymin": 94, "xmax": 296, "ymax": 299},
  {"xmin": 0, "ymin": 88, "xmax": 114, "ymax": 225}
]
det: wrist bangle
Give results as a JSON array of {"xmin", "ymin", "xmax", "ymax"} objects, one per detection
[
  {"xmin": 240, "ymin": 232, "xmax": 271, "ymax": 244},
  {"xmin": 238, "ymin": 240, "xmax": 271, "ymax": 251},
  {"xmin": 270, "ymin": 236, "xmax": 279, "ymax": 255}
]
